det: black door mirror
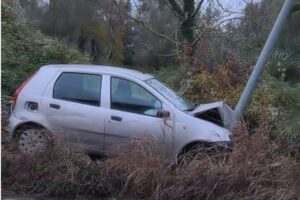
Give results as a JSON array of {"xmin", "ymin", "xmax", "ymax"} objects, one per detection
[{"xmin": 157, "ymin": 110, "xmax": 170, "ymax": 118}]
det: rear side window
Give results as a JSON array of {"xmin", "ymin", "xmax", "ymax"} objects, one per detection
[{"xmin": 53, "ymin": 72, "xmax": 102, "ymax": 106}]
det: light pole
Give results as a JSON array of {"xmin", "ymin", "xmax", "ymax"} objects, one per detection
[{"xmin": 233, "ymin": 0, "xmax": 296, "ymax": 125}]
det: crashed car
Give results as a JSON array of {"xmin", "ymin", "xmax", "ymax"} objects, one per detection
[{"xmin": 9, "ymin": 64, "xmax": 233, "ymax": 160}]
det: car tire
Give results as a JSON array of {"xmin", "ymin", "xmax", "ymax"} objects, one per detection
[
  {"xmin": 18, "ymin": 127, "xmax": 52, "ymax": 154},
  {"xmin": 178, "ymin": 142, "xmax": 228, "ymax": 164}
]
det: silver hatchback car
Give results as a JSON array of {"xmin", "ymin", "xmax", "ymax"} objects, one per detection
[{"xmin": 9, "ymin": 64, "xmax": 233, "ymax": 160}]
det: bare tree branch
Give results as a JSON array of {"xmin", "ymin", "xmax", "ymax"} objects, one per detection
[
  {"xmin": 242, "ymin": 0, "xmax": 255, "ymax": 5},
  {"xmin": 215, "ymin": 0, "xmax": 243, "ymax": 15},
  {"xmin": 214, "ymin": 16, "xmax": 243, "ymax": 27},
  {"xmin": 112, "ymin": 0, "xmax": 180, "ymax": 45},
  {"xmin": 166, "ymin": 0, "xmax": 184, "ymax": 17},
  {"xmin": 191, "ymin": 0, "xmax": 205, "ymax": 18},
  {"xmin": 159, "ymin": 0, "xmax": 182, "ymax": 19}
]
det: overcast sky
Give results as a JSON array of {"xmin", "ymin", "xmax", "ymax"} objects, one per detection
[
  {"xmin": 215, "ymin": 0, "xmax": 261, "ymax": 13},
  {"xmin": 41, "ymin": 0, "xmax": 258, "ymax": 10},
  {"xmin": 212, "ymin": 0, "xmax": 247, "ymax": 11},
  {"xmin": 40, "ymin": 0, "xmax": 261, "ymax": 16}
]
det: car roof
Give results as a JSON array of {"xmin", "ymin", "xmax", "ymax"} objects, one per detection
[{"xmin": 41, "ymin": 64, "xmax": 154, "ymax": 81}]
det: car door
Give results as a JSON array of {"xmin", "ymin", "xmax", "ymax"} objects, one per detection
[
  {"xmin": 41, "ymin": 71, "xmax": 105, "ymax": 153},
  {"xmin": 103, "ymin": 76, "xmax": 172, "ymax": 151}
]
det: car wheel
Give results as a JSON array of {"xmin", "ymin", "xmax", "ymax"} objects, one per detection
[
  {"xmin": 178, "ymin": 143, "xmax": 228, "ymax": 164},
  {"xmin": 18, "ymin": 128, "xmax": 52, "ymax": 154}
]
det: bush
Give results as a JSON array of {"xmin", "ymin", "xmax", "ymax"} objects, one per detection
[
  {"xmin": 177, "ymin": 56, "xmax": 292, "ymax": 138},
  {"xmin": 267, "ymin": 79, "xmax": 300, "ymax": 143},
  {"xmin": 152, "ymin": 65, "xmax": 184, "ymax": 90},
  {"xmin": 180, "ymin": 60, "xmax": 251, "ymax": 107},
  {"xmin": 266, "ymin": 47, "xmax": 300, "ymax": 143},
  {"xmin": 2, "ymin": 122, "xmax": 299, "ymax": 199},
  {"xmin": 1, "ymin": 2, "xmax": 91, "ymax": 96}
]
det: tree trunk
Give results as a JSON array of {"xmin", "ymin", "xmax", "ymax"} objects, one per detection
[{"xmin": 181, "ymin": 0, "xmax": 195, "ymax": 44}]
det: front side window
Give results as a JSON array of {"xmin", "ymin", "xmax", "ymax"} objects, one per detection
[
  {"xmin": 111, "ymin": 77, "xmax": 162, "ymax": 116},
  {"xmin": 53, "ymin": 72, "xmax": 102, "ymax": 106}
]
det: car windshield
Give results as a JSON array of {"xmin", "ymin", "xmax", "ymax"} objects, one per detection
[{"xmin": 145, "ymin": 79, "xmax": 194, "ymax": 111}]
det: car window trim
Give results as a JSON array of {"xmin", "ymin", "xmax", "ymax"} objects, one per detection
[
  {"xmin": 53, "ymin": 72, "xmax": 102, "ymax": 107},
  {"xmin": 110, "ymin": 76, "xmax": 162, "ymax": 118}
]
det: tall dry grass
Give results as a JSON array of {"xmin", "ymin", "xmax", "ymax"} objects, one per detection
[
  {"xmin": 2, "ymin": 113, "xmax": 300, "ymax": 199},
  {"xmin": 152, "ymin": 123, "xmax": 300, "ymax": 200}
]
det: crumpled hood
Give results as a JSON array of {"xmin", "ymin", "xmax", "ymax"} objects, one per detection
[{"xmin": 189, "ymin": 101, "xmax": 234, "ymax": 129}]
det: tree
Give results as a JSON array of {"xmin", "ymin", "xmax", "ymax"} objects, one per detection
[
  {"xmin": 161, "ymin": 0, "xmax": 204, "ymax": 44},
  {"xmin": 114, "ymin": 0, "xmax": 205, "ymax": 53},
  {"xmin": 1, "ymin": 1, "xmax": 90, "ymax": 96},
  {"xmin": 29, "ymin": 0, "xmax": 131, "ymax": 64},
  {"xmin": 131, "ymin": 0, "xmax": 178, "ymax": 67}
]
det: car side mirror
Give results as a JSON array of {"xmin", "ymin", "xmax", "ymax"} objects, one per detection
[{"xmin": 157, "ymin": 110, "xmax": 170, "ymax": 118}]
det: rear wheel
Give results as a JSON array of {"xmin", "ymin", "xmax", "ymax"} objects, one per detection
[{"xmin": 18, "ymin": 128, "xmax": 52, "ymax": 154}]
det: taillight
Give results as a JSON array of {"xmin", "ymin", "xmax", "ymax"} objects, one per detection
[{"xmin": 12, "ymin": 71, "xmax": 37, "ymax": 109}]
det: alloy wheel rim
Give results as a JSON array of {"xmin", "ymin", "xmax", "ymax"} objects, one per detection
[{"xmin": 19, "ymin": 129, "xmax": 48, "ymax": 154}]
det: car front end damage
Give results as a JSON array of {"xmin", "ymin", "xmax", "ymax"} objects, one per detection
[
  {"xmin": 189, "ymin": 101, "xmax": 234, "ymax": 149},
  {"xmin": 189, "ymin": 101, "xmax": 234, "ymax": 130}
]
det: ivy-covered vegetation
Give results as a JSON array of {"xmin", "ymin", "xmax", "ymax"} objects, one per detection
[{"xmin": 1, "ymin": 2, "xmax": 91, "ymax": 96}]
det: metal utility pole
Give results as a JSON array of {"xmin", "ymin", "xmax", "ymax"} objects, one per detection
[{"xmin": 233, "ymin": 0, "xmax": 296, "ymax": 124}]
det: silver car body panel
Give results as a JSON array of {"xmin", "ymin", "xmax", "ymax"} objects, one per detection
[
  {"xmin": 9, "ymin": 64, "xmax": 232, "ymax": 159},
  {"xmin": 190, "ymin": 101, "xmax": 234, "ymax": 129}
]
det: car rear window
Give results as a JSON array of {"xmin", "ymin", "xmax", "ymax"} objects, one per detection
[{"xmin": 53, "ymin": 72, "xmax": 102, "ymax": 106}]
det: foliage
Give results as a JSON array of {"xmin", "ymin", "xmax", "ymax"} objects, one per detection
[
  {"xmin": 266, "ymin": 44, "xmax": 300, "ymax": 142},
  {"xmin": 177, "ymin": 0, "xmax": 300, "ymax": 143},
  {"xmin": 131, "ymin": 0, "xmax": 178, "ymax": 68},
  {"xmin": 151, "ymin": 65, "xmax": 184, "ymax": 90},
  {"xmin": 269, "ymin": 47, "xmax": 300, "ymax": 83},
  {"xmin": 159, "ymin": 0, "xmax": 204, "ymax": 44},
  {"xmin": 180, "ymin": 60, "xmax": 251, "ymax": 107},
  {"xmin": 1, "ymin": 2, "xmax": 91, "ymax": 96},
  {"xmin": 37, "ymin": 0, "xmax": 131, "ymax": 65},
  {"xmin": 268, "ymin": 80, "xmax": 300, "ymax": 142}
]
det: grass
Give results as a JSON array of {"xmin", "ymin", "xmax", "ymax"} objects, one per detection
[{"xmin": 1, "ymin": 110, "xmax": 300, "ymax": 199}]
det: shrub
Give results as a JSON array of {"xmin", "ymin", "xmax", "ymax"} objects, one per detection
[
  {"xmin": 267, "ymin": 79, "xmax": 300, "ymax": 143},
  {"xmin": 180, "ymin": 60, "xmax": 251, "ymax": 107},
  {"xmin": 266, "ymin": 47, "xmax": 300, "ymax": 143},
  {"xmin": 152, "ymin": 65, "xmax": 184, "ymax": 90},
  {"xmin": 1, "ymin": 2, "xmax": 91, "ymax": 96}
]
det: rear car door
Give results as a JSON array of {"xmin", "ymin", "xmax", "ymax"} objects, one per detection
[
  {"xmin": 41, "ymin": 71, "xmax": 105, "ymax": 153},
  {"xmin": 103, "ymin": 76, "xmax": 169, "ymax": 151}
]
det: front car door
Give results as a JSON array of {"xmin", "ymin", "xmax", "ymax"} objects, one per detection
[
  {"xmin": 103, "ymin": 76, "xmax": 172, "ymax": 151},
  {"xmin": 41, "ymin": 71, "xmax": 105, "ymax": 153}
]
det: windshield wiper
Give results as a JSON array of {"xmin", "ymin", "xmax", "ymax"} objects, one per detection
[
  {"xmin": 184, "ymin": 106, "xmax": 196, "ymax": 112},
  {"xmin": 184, "ymin": 103, "xmax": 199, "ymax": 111}
]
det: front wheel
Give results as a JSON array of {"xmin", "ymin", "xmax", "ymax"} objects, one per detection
[
  {"xmin": 18, "ymin": 128, "xmax": 52, "ymax": 154},
  {"xmin": 178, "ymin": 142, "xmax": 231, "ymax": 164}
]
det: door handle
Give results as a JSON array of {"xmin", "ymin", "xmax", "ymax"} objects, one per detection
[
  {"xmin": 49, "ymin": 103, "xmax": 61, "ymax": 109},
  {"xmin": 111, "ymin": 116, "xmax": 122, "ymax": 121}
]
